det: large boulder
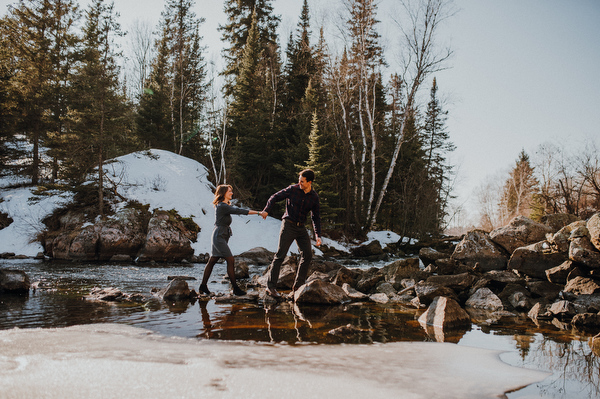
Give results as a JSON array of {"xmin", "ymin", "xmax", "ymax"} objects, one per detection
[
  {"xmin": 294, "ymin": 279, "xmax": 350, "ymax": 305},
  {"xmin": 490, "ymin": 216, "xmax": 553, "ymax": 254},
  {"xmin": 351, "ymin": 240, "xmax": 386, "ymax": 260},
  {"xmin": 508, "ymin": 241, "xmax": 568, "ymax": 279},
  {"xmin": 379, "ymin": 257, "xmax": 422, "ymax": 284},
  {"xmin": 413, "ymin": 281, "xmax": 457, "ymax": 306},
  {"xmin": 0, "ymin": 270, "xmax": 30, "ymax": 293},
  {"xmin": 158, "ymin": 278, "xmax": 193, "ymax": 301},
  {"xmin": 257, "ymin": 256, "xmax": 298, "ymax": 289},
  {"xmin": 418, "ymin": 296, "xmax": 471, "ymax": 329},
  {"xmin": 451, "ymin": 230, "xmax": 508, "ymax": 272},
  {"xmin": 569, "ymin": 235, "xmax": 600, "ymax": 269},
  {"xmin": 51, "ymin": 225, "xmax": 100, "ymax": 260},
  {"xmin": 546, "ymin": 221, "xmax": 587, "ymax": 253},
  {"xmin": 237, "ymin": 247, "xmax": 273, "ymax": 265},
  {"xmin": 97, "ymin": 208, "xmax": 147, "ymax": 261},
  {"xmin": 137, "ymin": 210, "xmax": 195, "ymax": 262},
  {"xmin": 465, "ymin": 288, "xmax": 503, "ymax": 311},
  {"xmin": 587, "ymin": 213, "xmax": 600, "ymax": 252},
  {"xmin": 419, "ymin": 247, "xmax": 448, "ymax": 266}
]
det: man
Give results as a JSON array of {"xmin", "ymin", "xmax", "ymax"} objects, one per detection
[{"xmin": 261, "ymin": 169, "xmax": 322, "ymax": 299}]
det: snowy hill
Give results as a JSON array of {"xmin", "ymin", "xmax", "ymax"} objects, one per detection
[{"xmin": 0, "ymin": 149, "xmax": 400, "ymax": 258}]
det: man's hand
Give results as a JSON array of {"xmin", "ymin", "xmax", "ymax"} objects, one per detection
[
  {"xmin": 315, "ymin": 236, "xmax": 322, "ymax": 247},
  {"xmin": 260, "ymin": 211, "xmax": 268, "ymax": 220}
]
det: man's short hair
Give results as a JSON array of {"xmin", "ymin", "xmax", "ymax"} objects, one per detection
[{"xmin": 300, "ymin": 169, "xmax": 315, "ymax": 182}]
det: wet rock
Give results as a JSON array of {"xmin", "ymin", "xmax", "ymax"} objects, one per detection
[
  {"xmin": 376, "ymin": 282, "xmax": 397, "ymax": 297},
  {"xmin": 369, "ymin": 293, "xmax": 390, "ymax": 304},
  {"xmin": 569, "ymin": 236, "xmax": 600, "ymax": 268},
  {"xmin": 465, "ymin": 288, "xmax": 503, "ymax": 311},
  {"xmin": 258, "ymin": 256, "xmax": 298, "ymax": 289},
  {"xmin": 451, "ymin": 230, "xmax": 508, "ymax": 272},
  {"xmin": 571, "ymin": 312, "xmax": 600, "ymax": 330},
  {"xmin": 380, "ymin": 257, "xmax": 425, "ymax": 286},
  {"xmin": 0, "ymin": 270, "xmax": 30, "ymax": 293},
  {"xmin": 327, "ymin": 324, "xmax": 363, "ymax": 339},
  {"xmin": 341, "ymin": 283, "xmax": 369, "ymax": 301},
  {"xmin": 86, "ymin": 287, "xmax": 127, "ymax": 301},
  {"xmin": 237, "ymin": 247, "xmax": 273, "ymax": 265},
  {"xmin": 137, "ymin": 210, "xmax": 194, "ymax": 262},
  {"xmin": 528, "ymin": 302, "xmax": 552, "ymax": 321},
  {"xmin": 508, "ymin": 241, "xmax": 567, "ymax": 279},
  {"xmin": 331, "ymin": 266, "xmax": 359, "ymax": 287},
  {"xmin": 158, "ymin": 278, "xmax": 193, "ymax": 301},
  {"xmin": 294, "ymin": 279, "xmax": 349, "ymax": 305},
  {"xmin": 564, "ymin": 276, "xmax": 600, "ymax": 295},
  {"xmin": 418, "ymin": 296, "xmax": 471, "ymax": 329},
  {"xmin": 587, "ymin": 212, "xmax": 600, "ymax": 252},
  {"xmin": 591, "ymin": 332, "xmax": 600, "ymax": 356},
  {"xmin": 499, "ymin": 284, "xmax": 532, "ymax": 311},
  {"xmin": 549, "ymin": 300, "xmax": 577, "ymax": 319},
  {"xmin": 414, "ymin": 281, "xmax": 457, "ymax": 306},
  {"xmin": 235, "ymin": 261, "xmax": 250, "ymax": 279},
  {"xmin": 490, "ymin": 216, "xmax": 553, "ymax": 254}
]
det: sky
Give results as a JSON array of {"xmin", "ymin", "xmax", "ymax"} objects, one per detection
[{"xmin": 1, "ymin": 0, "xmax": 599, "ymax": 224}]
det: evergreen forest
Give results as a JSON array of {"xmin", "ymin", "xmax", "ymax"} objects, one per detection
[{"xmin": 0, "ymin": 0, "xmax": 459, "ymax": 240}]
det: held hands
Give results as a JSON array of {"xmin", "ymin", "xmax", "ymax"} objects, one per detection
[{"xmin": 258, "ymin": 211, "xmax": 268, "ymax": 220}]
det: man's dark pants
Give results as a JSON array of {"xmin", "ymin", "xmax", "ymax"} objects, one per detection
[{"xmin": 267, "ymin": 219, "xmax": 313, "ymax": 291}]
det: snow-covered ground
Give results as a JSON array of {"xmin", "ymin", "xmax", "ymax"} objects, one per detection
[{"xmin": 1, "ymin": 149, "xmax": 402, "ymax": 257}]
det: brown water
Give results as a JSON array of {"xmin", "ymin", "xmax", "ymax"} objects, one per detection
[{"xmin": 1, "ymin": 259, "xmax": 598, "ymax": 398}]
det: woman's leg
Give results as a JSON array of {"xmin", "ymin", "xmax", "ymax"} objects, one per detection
[
  {"xmin": 200, "ymin": 256, "xmax": 219, "ymax": 295},
  {"xmin": 226, "ymin": 256, "xmax": 246, "ymax": 296}
]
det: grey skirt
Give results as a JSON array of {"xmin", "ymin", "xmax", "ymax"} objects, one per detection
[{"xmin": 211, "ymin": 225, "xmax": 233, "ymax": 257}]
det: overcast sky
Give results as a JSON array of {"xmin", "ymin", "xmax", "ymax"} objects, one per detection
[{"xmin": 2, "ymin": 0, "xmax": 599, "ymax": 223}]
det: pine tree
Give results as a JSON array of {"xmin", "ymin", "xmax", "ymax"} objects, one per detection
[
  {"xmin": 4, "ymin": 0, "xmax": 80, "ymax": 184},
  {"xmin": 422, "ymin": 77, "xmax": 455, "ymax": 233},
  {"xmin": 219, "ymin": 0, "xmax": 280, "ymax": 97},
  {"xmin": 67, "ymin": 0, "xmax": 131, "ymax": 217}
]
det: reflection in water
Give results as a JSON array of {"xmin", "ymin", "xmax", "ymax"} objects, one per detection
[{"xmin": 1, "ymin": 260, "xmax": 599, "ymax": 398}]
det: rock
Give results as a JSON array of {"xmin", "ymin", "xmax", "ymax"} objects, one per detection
[
  {"xmin": 376, "ymin": 282, "xmax": 397, "ymax": 296},
  {"xmin": 508, "ymin": 241, "xmax": 568, "ymax": 279},
  {"xmin": 159, "ymin": 278, "xmax": 192, "ymax": 301},
  {"xmin": 327, "ymin": 324, "xmax": 363, "ymax": 339},
  {"xmin": 235, "ymin": 261, "xmax": 250, "ymax": 279},
  {"xmin": 591, "ymin": 333, "xmax": 600, "ymax": 356},
  {"xmin": 571, "ymin": 312, "xmax": 600, "ymax": 330},
  {"xmin": 237, "ymin": 247, "xmax": 273, "ymax": 265},
  {"xmin": 499, "ymin": 284, "xmax": 532, "ymax": 311},
  {"xmin": 426, "ymin": 273, "xmax": 476, "ymax": 293},
  {"xmin": 465, "ymin": 288, "xmax": 503, "ymax": 311},
  {"xmin": 0, "ymin": 270, "xmax": 30, "ymax": 293},
  {"xmin": 545, "ymin": 261, "xmax": 580, "ymax": 285},
  {"xmin": 137, "ymin": 210, "xmax": 194, "ymax": 262},
  {"xmin": 546, "ymin": 221, "xmax": 586, "ymax": 253},
  {"xmin": 109, "ymin": 254, "xmax": 133, "ymax": 262},
  {"xmin": 490, "ymin": 216, "xmax": 553, "ymax": 254},
  {"xmin": 528, "ymin": 302, "xmax": 552, "ymax": 321},
  {"xmin": 0, "ymin": 211, "xmax": 13, "ymax": 229},
  {"xmin": 86, "ymin": 287, "xmax": 127, "ymax": 301},
  {"xmin": 341, "ymin": 283, "xmax": 369, "ymax": 301},
  {"xmin": 331, "ymin": 266, "xmax": 359, "ymax": 287},
  {"xmin": 369, "ymin": 293, "xmax": 390, "ymax": 304},
  {"xmin": 97, "ymin": 208, "xmax": 147, "ymax": 261},
  {"xmin": 541, "ymin": 213, "xmax": 580, "ymax": 232},
  {"xmin": 355, "ymin": 267, "xmax": 385, "ymax": 293},
  {"xmin": 418, "ymin": 296, "xmax": 471, "ymax": 329},
  {"xmin": 569, "ymin": 236, "xmax": 600, "ymax": 268},
  {"xmin": 258, "ymin": 256, "xmax": 298, "ymax": 289},
  {"xmin": 549, "ymin": 300, "xmax": 577, "ymax": 319},
  {"xmin": 587, "ymin": 213, "xmax": 600, "ymax": 252},
  {"xmin": 351, "ymin": 240, "xmax": 386, "ymax": 261},
  {"xmin": 564, "ymin": 276, "xmax": 600, "ymax": 295},
  {"xmin": 451, "ymin": 230, "xmax": 508, "ymax": 272},
  {"xmin": 419, "ymin": 247, "xmax": 448, "ymax": 265},
  {"xmin": 414, "ymin": 281, "xmax": 457, "ymax": 306},
  {"xmin": 294, "ymin": 279, "xmax": 350, "ymax": 305}
]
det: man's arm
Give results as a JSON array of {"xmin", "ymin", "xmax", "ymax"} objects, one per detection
[
  {"xmin": 261, "ymin": 185, "xmax": 293, "ymax": 218},
  {"xmin": 311, "ymin": 195, "xmax": 322, "ymax": 246}
]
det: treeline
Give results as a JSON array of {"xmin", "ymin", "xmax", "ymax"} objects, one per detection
[
  {"xmin": 476, "ymin": 141, "xmax": 600, "ymax": 231},
  {"xmin": 0, "ymin": 0, "xmax": 456, "ymax": 240}
]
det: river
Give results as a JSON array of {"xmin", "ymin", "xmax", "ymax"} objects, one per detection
[{"xmin": 1, "ymin": 258, "xmax": 598, "ymax": 398}]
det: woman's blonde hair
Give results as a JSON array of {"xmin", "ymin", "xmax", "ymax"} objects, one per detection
[{"xmin": 213, "ymin": 184, "xmax": 232, "ymax": 205}]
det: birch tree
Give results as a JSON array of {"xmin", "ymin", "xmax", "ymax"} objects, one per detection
[{"xmin": 369, "ymin": 0, "xmax": 454, "ymax": 229}]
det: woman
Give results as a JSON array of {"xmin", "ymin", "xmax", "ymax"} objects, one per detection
[{"xmin": 199, "ymin": 184, "xmax": 264, "ymax": 296}]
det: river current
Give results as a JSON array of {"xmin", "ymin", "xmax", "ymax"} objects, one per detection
[{"xmin": 1, "ymin": 258, "xmax": 598, "ymax": 398}]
